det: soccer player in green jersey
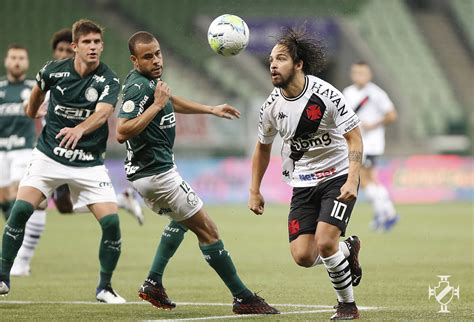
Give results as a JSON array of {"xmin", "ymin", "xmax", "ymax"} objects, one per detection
[
  {"xmin": 0, "ymin": 20, "xmax": 125, "ymax": 304},
  {"xmin": 0, "ymin": 45, "xmax": 37, "ymax": 221},
  {"xmin": 116, "ymin": 31, "xmax": 279, "ymax": 315},
  {"xmin": 11, "ymin": 28, "xmax": 144, "ymax": 277}
]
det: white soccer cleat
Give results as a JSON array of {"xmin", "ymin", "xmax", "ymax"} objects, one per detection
[
  {"xmin": 10, "ymin": 258, "xmax": 31, "ymax": 277},
  {"xmin": 117, "ymin": 188, "xmax": 144, "ymax": 225},
  {"xmin": 0, "ymin": 281, "xmax": 10, "ymax": 296},
  {"xmin": 96, "ymin": 286, "xmax": 126, "ymax": 304}
]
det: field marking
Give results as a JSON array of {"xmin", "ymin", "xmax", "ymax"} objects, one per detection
[{"xmin": 0, "ymin": 300, "xmax": 378, "ymax": 311}]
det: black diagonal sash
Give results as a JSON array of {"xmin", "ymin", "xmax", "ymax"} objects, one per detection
[
  {"xmin": 353, "ymin": 95, "xmax": 369, "ymax": 114},
  {"xmin": 290, "ymin": 94, "xmax": 327, "ymax": 162}
]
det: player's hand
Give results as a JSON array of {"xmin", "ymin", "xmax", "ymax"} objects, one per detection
[
  {"xmin": 362, "ymin": 122, "xmax": 378, "ymax": 131},
  {"xmin": 153, "ymin": 80, "xmax": 171, "ymax": 109},
  {"xmin": 56, "ymin": 126, "xmax": 84, "ymax": 149},
  {"xmin": 248, "ymin": 190, "xmax": 265, "ymax": 215},
  {"xmin": 337, "ymin": 180, "xmax": 358, "ymax": 202},
  {"xmin": 212, "ymin": 104, "xmax": 241, "ymax": 119}
]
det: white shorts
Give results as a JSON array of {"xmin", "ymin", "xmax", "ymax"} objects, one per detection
[
  {"xmin": 20, "ymin": 149, "xmax": 117, "ymax": 212},
  {"xmin": 132, "ymin": 167, "xmax": 203, "ymax": 222},
  {"xmin": 0, "ymin": 149, "xmax": 33, "ymax": 187}
]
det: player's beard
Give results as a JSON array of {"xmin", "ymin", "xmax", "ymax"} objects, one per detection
[{"xmin": 272, "ymin": 70, "xmax": 295, "ymax": 89}]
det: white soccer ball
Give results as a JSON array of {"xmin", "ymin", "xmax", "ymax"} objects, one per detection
[{"xmin": 207, "ymin": 14, "xmax": 250, "ymax": 56}]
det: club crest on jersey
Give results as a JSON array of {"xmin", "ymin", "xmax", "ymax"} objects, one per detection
[
  {"xmin": 306, "ymin": 104, "xmax": 322, "ymax": 121},
  {"xmin": 122, "ymin": 100, "xmax": 135, "ymax": 113},
  {"xmin": 85, "ymin": 87, "xmax": 98, "ymax": 102}
]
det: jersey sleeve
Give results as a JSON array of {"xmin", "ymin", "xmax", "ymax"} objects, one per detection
[
  {"xmin": 35, "ymin": 61, "xmax": 54, "ymax": 92},
  {"xmin": 97, "ymin": 75, "xmax": 120, "ymax": 106},
  {"xmin": 118, "ymin": 80, "xmax": 149, "ymax": 119},
  {"xmin": 257, "ymin": 104, "xmax": 278, "ymax": 144},
  {"xmin": 331, "ymin": 94, "xmax": 360, "ymax": 134}
]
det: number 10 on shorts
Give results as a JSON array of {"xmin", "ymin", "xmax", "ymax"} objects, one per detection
[{"xmin": 330, "ymin": 200, "xmax": 347, "ymax": 221}]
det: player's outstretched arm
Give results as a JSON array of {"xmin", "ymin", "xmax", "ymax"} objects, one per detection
[
  {"xmin": 55, "ymin": 103, "xmax": 114, "ymax": 149},
  {"xmin": 25, "ymin": 84, "xmax": 46, "ymax": 119},
  {"xmin": 171, "ymin": 96, "xmax": 240, "ymax": 119},
  {"xmin": 248, "ymin": 141, "xmax": 272, "ymax": 215},
  {"xmin": 338, "ymin": 126, "xmax": 363, "ymax": 202}
]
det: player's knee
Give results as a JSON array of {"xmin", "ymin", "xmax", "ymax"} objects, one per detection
[
  {"xmin": 316, "ymin": 237, "xmax": 338, "ymax": 258},
  {"xmin": 291, "ymin": 250, "xmax": 315, "ymax": 268}
]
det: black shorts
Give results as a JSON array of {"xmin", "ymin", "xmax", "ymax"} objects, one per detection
[
  {"xmin": 363, "ymin": 155, "xmax": 379, "ymax": 168},
  {"xmin": 288, "ymin": 174, "xmax": 357, "ymax": 242}
]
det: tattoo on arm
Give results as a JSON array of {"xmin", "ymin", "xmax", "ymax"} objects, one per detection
[{"xmin": 349, "ymin": 151, "xmax": 362, "ymax": 163}]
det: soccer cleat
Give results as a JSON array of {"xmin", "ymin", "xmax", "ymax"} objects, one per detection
[
  {"xmin": 344, "ymin": 236, "xmax": 362, "ymax": 287},
  {"xmin": 117, "ymin": 188, "xmax": 144, "ymax": 226},
  {"xmin": 10, "ymin": 258, "xmax": 31, "ymax": 277},
  {"xmin": 232, "ymin": 293, "xmax": 280, "ymax": 314},
  {"xmin": 138, "ymin": 279, "xmax": 176, "ymax": 310},
  {"xmin": 96, "ymin": 284, "xmax": 126, "ymax": 304},
  {"xmin": 0, "ymin": 280, "xmax": 10, "ymax": 296},
  {"xmin": 383, "ymin": 214, "xmax": 400, "ymax": 232},
  {"xmin": 330, "ymin": 301, "xmax": 360, "ymax": 320}
]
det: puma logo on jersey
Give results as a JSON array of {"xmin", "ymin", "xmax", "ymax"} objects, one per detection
[
  {"xmin": 133, "ymin": 83, "xmax": 142, "ymax": 90},
  {"xmin": 113, "ymin": 78, "xmax": 120, "ymax": 84},
  {"xmin": 56, "ymin": 85, "xmax": 67, "ymax": 95}
]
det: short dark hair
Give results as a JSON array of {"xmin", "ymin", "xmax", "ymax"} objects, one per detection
[
  {"xmin": 51, "ymin": 29, "xmax": 72, "ymax": 50},
  {"xmin": 6, "ymin": 44, "xmax": 28, "ymax": 56},
  {"xmin": 72, "ymin": 19, "xmax": 103, "ymax": 43},
  {"xmin": 128, "ymin": 31, "xmax": 156, "ymax": 55},
  {"xmin": 275, "ymin": 27, "xmax": 326, "ymax": 75},
  {"xmin": 353, "ymin": 60, "xmax": 370, "ymax": 67}
]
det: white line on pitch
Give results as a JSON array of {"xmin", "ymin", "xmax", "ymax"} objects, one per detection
[{"xmin": 0, "ymin": 300, "xmax": 378, "ymax": 311}]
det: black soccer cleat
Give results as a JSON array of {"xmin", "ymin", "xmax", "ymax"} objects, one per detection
[
  {"xmin": 331, "ymin": 301, "xmax": 360, "ymax": 320},
  {"xmin": 232, "ymin": 293, "xmax": 280, "ymax": 314},
  {"xmin": 344, "ymin": 235, "xmax": 362, "ymax": 287},
  {"xmin": 138, "ymin": 279, "xmax": 176, "ymax": 310}
]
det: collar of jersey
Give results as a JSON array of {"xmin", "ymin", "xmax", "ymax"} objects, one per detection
[{"xmin": 279, "ymin": 75, "xmax": 308, "ymax": 101}]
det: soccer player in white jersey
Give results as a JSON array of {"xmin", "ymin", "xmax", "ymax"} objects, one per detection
[
  {"xmin": 248, "ymin": 28, "xmax": 364, "ymax": 320},
  {"xmin": 343, "ymin": 61, "xmax": 399, "ymax": 231}
]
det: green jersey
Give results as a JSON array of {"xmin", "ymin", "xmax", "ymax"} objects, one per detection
[
  {"xmin": 0, "ymin": 77, "xmax": 36, "ymax": 151},
  {"xmin": 118, "ymin": 70, "xmax": 176, "ymax": 181},
  {"xmin": 35, "ymin": 58, "xmax": 120, "ymax": 167}
]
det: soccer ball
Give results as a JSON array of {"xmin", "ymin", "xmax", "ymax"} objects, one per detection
[{"xmin": 207, "ymin": 14, "xmax": 250, "ymax": 56}]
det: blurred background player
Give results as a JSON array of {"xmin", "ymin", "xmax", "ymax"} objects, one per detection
[
  {"xmin": 116, "ymin": 31, "xmax": 279, "ymax": 314},
  {"xmin": 11, "ymin": 29, "xmax": 144, "ymax": 277},
  {"xmin": 343, "ymin": 61, "xmax": 399, "ymax": 231},
  {"xmin": 0, "ymin": 19, "xmax": 125, "ymax": 303},
  {"xmin": 0, "ymin": 44, "xmax": 44, "ymax": 252}
]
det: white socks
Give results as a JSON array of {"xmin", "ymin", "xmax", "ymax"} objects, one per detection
[
  {"xmin": 365, "ymin": 183, "xmax": 397, "ymax": 222},
  {"xmin": 15, "ymin": 209, "xmax": 46, "ymax": 265},
  {"xmin": 322, "ymin": 250, "xmax": 354, "ymax": 303},
  {"xmin": 311, "ymin": 241, "xmax": 350, "ymax": 267}
]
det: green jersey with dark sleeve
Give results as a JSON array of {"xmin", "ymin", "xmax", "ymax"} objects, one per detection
[
  {"xmin": 35, "ymin": 58, "xmax": 120, "ymax": 167},
  {"xmin": 0, "ymin": 77, "xmax": 36, "ymax": 151},
  {"xmin": 118, "ymin": 70, "xmax": 176, "ymax": 181}
]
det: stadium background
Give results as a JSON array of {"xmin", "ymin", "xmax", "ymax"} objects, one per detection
[{"xmin": 0, "ymin": 0, "xmax": 472, "ymax": 320}]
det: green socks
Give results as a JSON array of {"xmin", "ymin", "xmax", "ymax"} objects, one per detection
[
  {"xmin": 98, "ymin": 214, "xmax": 121, "ymax": 289},
  {"xmin": 1, "ymin": 200, "xmax": 34, "ymax": 281},
  {"xmin": 0, "ymin": 200, "xmax": 15, "ymax": 221},
  {"xmin": 200, "ymin": 240, "xmax": 252, "ymax": 299},
  {"xmin": 148, "ymin": 221, "xmax": 188, "ymax": 284}
]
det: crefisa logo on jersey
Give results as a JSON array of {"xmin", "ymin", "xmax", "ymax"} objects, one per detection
[
  {"xmin": 85, "ymin": 87, "xmax": 99, "ymax": 102},
  {"xmin": 428, "ymin": 275, "xmax": 460, "ymax": 313}
]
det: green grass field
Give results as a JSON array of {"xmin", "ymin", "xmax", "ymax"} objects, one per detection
[{"xmin": 0, "ymin": 202, "xmax": 472, "ymax": 321}]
